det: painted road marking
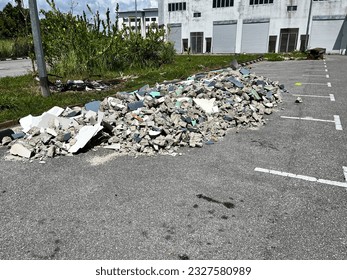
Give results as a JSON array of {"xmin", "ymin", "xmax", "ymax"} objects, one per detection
[
  {"xmin": 292, "ymin": 94, "xmax": 335, "ymax": 101},
  {"xmin": 334, "ymin": 115, "xmax": 343, "ymax": 130},
  {"xmin": 343, "ymin": 167, "xmax": 347, "ymax": 182},
  {"xmin": 325, "ymin": 69, "xmax": 328, "ymax": 72},
  {"xmin": 255, "ymin": 167, "xmax": 347, "ymax": 188},
  {"xmin": 295, "ymin": 82, "xmax": 332, "ymax": 87},
  {"xmin": 302, "ymin": 74, "xmax": 330, "ymax": 78},
  {"xmin": 280, "ymin": 115, "xmax": 343, "ymax": 130}
]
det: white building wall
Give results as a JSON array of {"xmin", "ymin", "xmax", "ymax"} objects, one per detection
[{"xmin": 159, "ymin": 0, "xmax": 347, "ymax": 54}]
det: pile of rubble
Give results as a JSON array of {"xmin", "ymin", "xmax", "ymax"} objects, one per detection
[{"xmin": 1, "ymin": 65, "xmax": 285, "ymax": 160}]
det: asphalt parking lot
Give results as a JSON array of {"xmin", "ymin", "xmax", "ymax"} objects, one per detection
[{"xmin": 0, "ymin": 55, "xmax": 346, "ymax": 260}]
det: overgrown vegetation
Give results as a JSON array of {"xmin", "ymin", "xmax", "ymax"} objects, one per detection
[
  {"xmin": 0, "ymin": 54, "xmax": 259, "ymax": 123},
  {"xmin": 0, "ymin": 1, "xmax": 31, "ymax": 59},
  {"xmin": 40, "ymin": 0, "xmax": 175, "ymax": 77},
  {"xmin": 264, "ymin": 51, "xmax": 307, "ymax": 61}
]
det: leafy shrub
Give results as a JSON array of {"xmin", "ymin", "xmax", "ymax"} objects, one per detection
[{"xmin": 39, "ymin": 0, "xmax": 175, "ymax": 77}]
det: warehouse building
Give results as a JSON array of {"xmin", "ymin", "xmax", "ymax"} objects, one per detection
[
  {"xmin": 118, "ymin": 8, "xmax": 159, "ymax": 37},
  {"xmin": 158, "ymin": 0, "xmax": 347, "ymax": 54}
]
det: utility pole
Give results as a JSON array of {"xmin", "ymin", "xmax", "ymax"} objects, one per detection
[
  {"xmin": 135, "ymin": 0, "xmax": 138, "ymax": 33},
  {"xmin": 28, "ymin": 0, "xmax": 50, "ymax": 97},
  {"xmin": 305, "ymin": 0, "xmax": 313, "ymax": 50}
]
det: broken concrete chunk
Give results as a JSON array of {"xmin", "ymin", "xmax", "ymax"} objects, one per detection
[
  {"xmin": 104, "ymin": 143, "xmax": 121, "ymax": 150},
  {"xmin": 1, "ymin": 136, "xmax": 12, "ymax": 146},
  {"xmin": 11, "ymin": 132, "xmax": 26, "ymax": 140},
  {"xmin": 228, "ymin": 77, "xmax": 244, "ymax": 88},
  {"xmin": 128, "ymin": 101, "xmax": 144, "ymax": 111},
  {"xmin": 68, "ymin": 124, "xmax": 103, "ymax": 154},
  {"xmin": 295, "ymin": 97, "xmax": 303, "ymax": 103},
  {"xmin": 193, "ymin": 98, "xmax": 219, "ymax": 114},
  {"xmin": 10, "ymin": 143, "xmax": 33, "ymax": 159},
  {"xmin": 0, "ymin": 129, "xmax": 14, "ymax": 142},
  {"xmin": 85, "ymin": 101, "xmax": 101, "ymax": 112},
  {"xmin": 240, "ymin": 68, "xmax": 250, "ymax": 76}
]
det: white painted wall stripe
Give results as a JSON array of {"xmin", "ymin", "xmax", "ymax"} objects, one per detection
[
  {"xmin": 255, "ymin": 167, "xmax": 347, "ymax": 188},
  {"xmin": 330, "ymin": 94, "xmax": 335, "ymax": 102},
  {"xmin": 334, "ymin": 115, "xmax": 343, "ymax": 130}
]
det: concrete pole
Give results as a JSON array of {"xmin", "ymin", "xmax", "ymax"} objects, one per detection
[
  {"xmin": 28, "ymin": 0, "xmax": 50, "ymax": 97},
  {"xmin": 135, "ymin": 0, "xmax": 138, "ymax": 33},
  {"xmin": 305, "ymin": 0, "xmax": 313, "ymax": 51}
]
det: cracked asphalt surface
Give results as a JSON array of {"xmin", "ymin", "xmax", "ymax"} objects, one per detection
[{"xmin": 0, "ymin": 56, "xmax": 346, "ymax": 260}]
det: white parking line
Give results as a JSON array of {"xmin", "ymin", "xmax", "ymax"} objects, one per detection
[
  {"xmin": 296, "ymin": 82, "xmax": 331, "ymax": 87},
  {"xmin": 302, "ymin": 74, "xmax": 328, "ymax": 77},
  {"xmin": 280, "ymin": 115, "xmax": 343, "ymax": 130},
  {"xmin": 326, "ymin": 74, "xmax": 330, "ymax": 78},
  {"xmin": 292, "ymin": 94, "xmax": 335, "ymax": 102},
  {"xmin": 334, "ymin": 115, "xmax": 343, "ymax": 130},
  {"xmin": 343, "ymin": 167, "xmax": 347, "ymax": 182},
  {"xmin": 255, "ymin": 167, "xmax": 347, "ymax": 188},
  {"xmin": 325, "ymin": 69, "xmax": 328, "ymax": 72}
]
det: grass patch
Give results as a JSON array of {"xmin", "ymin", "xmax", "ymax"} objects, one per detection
[
  {"xmin": 0, "ymin": 38, "xmax": 31, "ymax": 59},
  {"xmin": 0, "ymin": 39, "xmax": 13, "ymax": 59},
  {"xmin": 0, "ymin": 54, "xmax": 260, "ymax": 124},
  {"xmin": 264, "ymin": 51, "xmax": 307, "ymax": 61}
]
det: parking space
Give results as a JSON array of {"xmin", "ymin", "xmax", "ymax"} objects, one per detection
[{"xmin": 0, "ymin": 56, "xmax": 346, "ymax": 260}]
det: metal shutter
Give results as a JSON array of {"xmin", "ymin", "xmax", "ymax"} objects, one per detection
[
  {"xmin": 310, "ymin": 19, "xmax": 345, "ymax": 52},
  {"xmin": 213, "ymin": 22, "xmax": 237, "ymax": 53},
  {"xmin": 168, "ymin": 24, "xmax": 182, "ymax": 53},
  {"xmin": 241, "ymin": 21, "xmax": 270, "ymax": 53}
]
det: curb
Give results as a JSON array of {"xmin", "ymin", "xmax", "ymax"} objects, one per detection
[
  {"xmin": 0, "ymin": 57, "xmax": 30, "ymax": 61},
  {"xmin": 0, "ymin": 57, "xmax": 264, "ymax": 132}
]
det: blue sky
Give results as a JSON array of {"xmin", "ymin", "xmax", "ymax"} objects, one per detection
[{"xmin": 0, "ymin": 0, "xmax": 158, "ymax": 14}]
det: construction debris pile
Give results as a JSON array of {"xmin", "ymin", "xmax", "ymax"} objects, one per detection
[{"xmin": 1, "ymin": 66, "xmax": 285, "ymax": 160}]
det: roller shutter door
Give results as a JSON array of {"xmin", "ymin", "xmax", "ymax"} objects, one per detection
[
  {"xmin": 241, "ymin": 22, "xmax": 269, "ymax": 53},
  {"xmin": 310, "ymin": 19, "xmax": 345, "ymax": 52},
  {"xmin": 168, "ymin": 24, "xmax": 182, "ymax": 53},
  {"xmin": 213, "ymin": 22, "xmax": 237, "ymax": 53}
]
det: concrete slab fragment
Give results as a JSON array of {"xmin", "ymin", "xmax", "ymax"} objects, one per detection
[
  {"xmin": 193, "ymin": 98, "xmax": 219, "ymax": 114},
  {"xmin": 10, "ymin": 143, "xmax": 32, "ymax": 158},
  {"xmin": 68, "ymin": 124, "xmax": 103, "ymax": 153}
]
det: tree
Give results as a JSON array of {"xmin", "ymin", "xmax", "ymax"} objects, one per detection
[{"xmin": 0, "ymin": 3, "xmax": 31, "ymax": 39}]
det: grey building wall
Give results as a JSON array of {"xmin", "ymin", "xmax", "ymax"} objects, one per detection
[{"xmin": 159, "ymin": 0, "xmax": 347, "ymax": 54}]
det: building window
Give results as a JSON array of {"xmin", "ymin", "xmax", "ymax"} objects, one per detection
[
  {"xmin": 168, "ymin": 2, "xmax": 187, "ymax": 12},
  {"xmin": 250, "ymin": 0, "xmax": 273, "ymax": 5},
  {"xmin": 194, "ymin": 12, "xmax": 201, "ymax": 17},
  {"xmin": 123, "ymin": 18, "xmax": 128, "ymax": 22},
  {"xmin": 213, "ymin": 0, "xmax": 234, "ymax": 8},
  {"xmin": 151, "ymin": 18, "xmax": 157, "ymax": 21},
  {"xmin": 145, "ymin": 18, "xmax": 150, "ymax": 22},
  {"xmin": 287, "ymin": 5, "xmax": 297, "ymax": 11},
  {"xmin": 191, "ymin": 32, "xmax": 204, "ymax": 54}
]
